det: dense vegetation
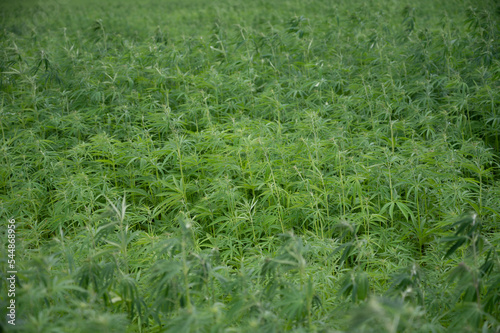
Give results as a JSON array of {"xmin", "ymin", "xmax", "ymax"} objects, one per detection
[{"xmin": 1, "ymin": 0, "xmax": 499, "ymax": 331}]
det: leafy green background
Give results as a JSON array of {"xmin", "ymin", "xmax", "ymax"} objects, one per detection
[{"xmin": 0, "ymin": 0, "xmax": 499, "ymax": 331}]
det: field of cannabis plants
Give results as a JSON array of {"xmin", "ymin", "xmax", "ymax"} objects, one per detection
[{"xmin": 1, "ymin": 0, "xmax": 499, "ymax": 331}]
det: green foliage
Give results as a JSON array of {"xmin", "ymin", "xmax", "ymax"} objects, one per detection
[{"xmin": 0, "ymin": 0, "xmax": 499, "ymax": 331}]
